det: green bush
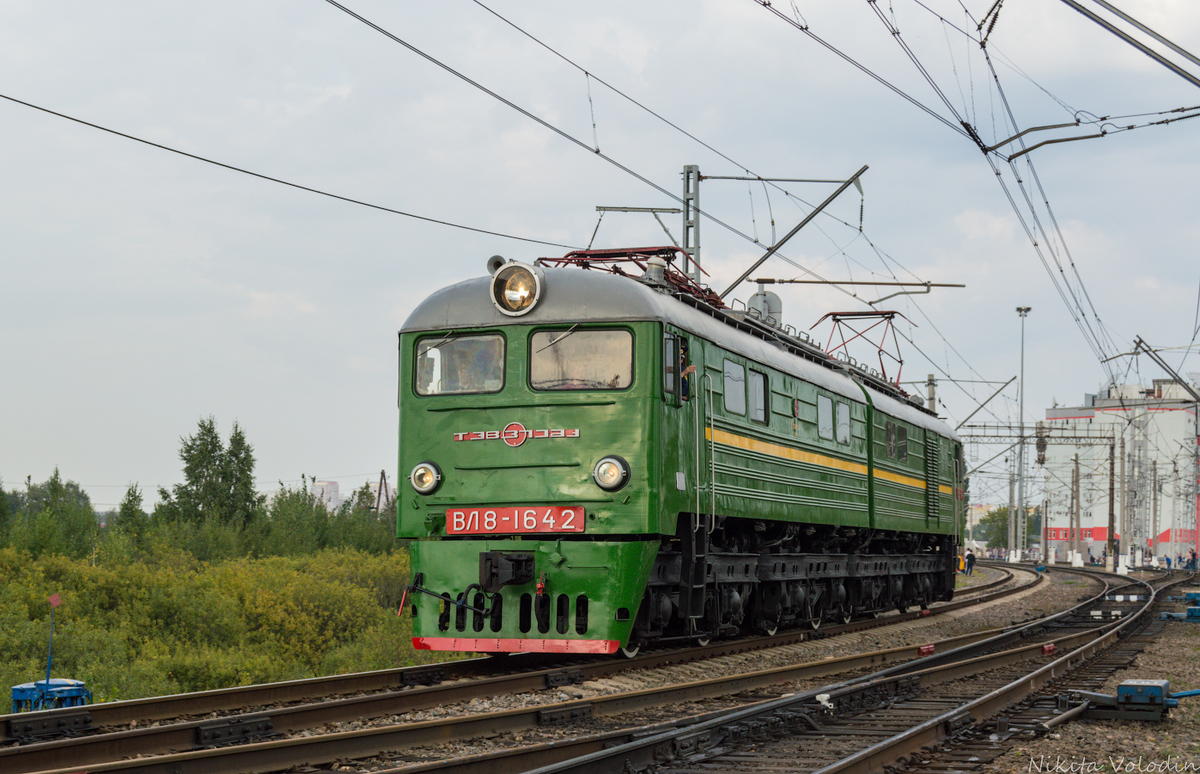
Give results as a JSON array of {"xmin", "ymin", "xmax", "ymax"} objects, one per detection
[{"xmin": 0, "ymin": 546, "xmax": 441, "ymax": 703}]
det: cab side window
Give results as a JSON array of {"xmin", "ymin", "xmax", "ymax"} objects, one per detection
[
  {"xmin": 663, "ymin": 334, "xmax": 693, "ymax": 403},
  {"xmin": 663, "ymin": 334, "xmax": 678, "ymax": 398}
]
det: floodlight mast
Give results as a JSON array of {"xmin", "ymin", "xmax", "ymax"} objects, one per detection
[{"xmin": 1016, "ymin": 307, "xmax": 1031, "ymax": 558}]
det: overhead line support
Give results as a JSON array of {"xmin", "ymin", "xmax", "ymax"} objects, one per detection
[{"xmin": 720, "ymin": 165, "xmax": 868, "ymax": 300}]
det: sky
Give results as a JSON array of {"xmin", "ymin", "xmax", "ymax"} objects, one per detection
[{"xmin": 2, "ymin": 0, "xmax": 1199, "ymax": 511}]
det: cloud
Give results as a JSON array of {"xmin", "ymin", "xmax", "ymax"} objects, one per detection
[
  {"xmin": 954, "ymin": 210, "xmax": 1018, "ymax": 242},
  {"xmin": 240, "ymin": 288, "xmax": 318, "ymax": 319}
]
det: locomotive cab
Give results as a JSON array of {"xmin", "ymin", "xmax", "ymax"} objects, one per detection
[{"xmin": 397, "ymin": 262, "xmax": 666, "ymax": 654}]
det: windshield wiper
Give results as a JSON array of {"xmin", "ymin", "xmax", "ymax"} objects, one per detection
[
  {"xmin": 424, "ymin": 330, "xmax": 457, "ymax": 351},
  {"xmin": 536, "ymin": 324, "xmax": 579, "ymax": 354}
]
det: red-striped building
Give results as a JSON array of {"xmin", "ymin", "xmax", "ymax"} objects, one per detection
[{"xmin": 1041, "ymin": 380, "xmax": 1199, "ymax": 563}]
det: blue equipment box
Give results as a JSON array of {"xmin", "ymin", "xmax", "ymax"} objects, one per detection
[
  {"xmin": 11, "ymin": 678, "xmax": 93, "ymax": 713},
  {"xmin": 1117, "ymin": 680, "xmax": 1171, "ymax": 705}
]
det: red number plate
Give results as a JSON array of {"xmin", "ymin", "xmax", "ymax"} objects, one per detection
[{"xmin": 446, "ymin": 506, "xmax": 586, "ymax": 535}]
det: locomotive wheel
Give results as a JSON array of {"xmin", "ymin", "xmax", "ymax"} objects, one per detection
[
  {"xmin": 896, "ymin": 601, "xmax": 909, "ymax": 614},
  {"xmin": 618, "ymin": 643, "xmax": 641, "ymax": 658},
  {"xmin": 838, "ymin": 608, "xmax": 853, "ymax": 626},
  {"xmin": 807, "ymin": 615, "xmax": 822, "ymax": 630},
  {"xmin": 695, "ymin": 635, "xmax": 712, "ymax": 646}
]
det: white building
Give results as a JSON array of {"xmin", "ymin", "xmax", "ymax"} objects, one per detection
[
  {"xmin": 1041, "ymin": 380, "xmax": 1199, "ymax": 563},
  {"xmin": 312, "ymin": 480, "xmax": 341, "ymax": 510}
]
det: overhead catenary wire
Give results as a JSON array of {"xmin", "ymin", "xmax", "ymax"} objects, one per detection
[
  {"xmin": 748, "ymin": 0, "xmax": 973, "ymax": 140},
  {"xmin": 321, "ymin": 0, "xmax": 761, "ymax": 261},
  {"xmin": 358, "ymin": 0, "xmax": 1021, "ymax": 425},
  {"xmin": 323, "ymin": 0, "xmax": 881, "ymax": 306},
  {"xmin": 0, "ymin": 91, "xmax": 578, "ymax": 250},
  {"xmin": 3, "ymin": 0, "xmax": 1004, "ymax": 431},
  {"xmin": 473, "ymin": 0, "xmax": 887, "ymax": 258}
]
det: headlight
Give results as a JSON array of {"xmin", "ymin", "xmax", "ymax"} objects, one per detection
[
  {"xmin": 410, "ymin": 462, "xmax": 443, "ymax": 495},
  {"xmin": 592, "ymin": 456, "xmax": 630, "ymax": 492},
  {"xmin": 490, "ymin": 262, "xmax": 543, "ymax": 316}
]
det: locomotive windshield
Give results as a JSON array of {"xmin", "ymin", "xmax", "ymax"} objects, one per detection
[
  {"xmin": 415, "ymin": 333, "xmax": 504, "ymax": 395},
  {"xmin": 530, "ymin": 329, "xmax": 632, "ymax": 391}
]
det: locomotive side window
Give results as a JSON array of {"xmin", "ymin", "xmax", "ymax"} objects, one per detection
[
  {"xmin": 663, "ymin": 334, "xmax": 678, "ymax": 397},
  {"xmin": 748, "ymin": 370, "xmax": 767, "ymax": 423},
  {"xmin": 530, "ymin": 329, "xmax": 632, "ymax": 390},
  {"xmin": 662, "ymin": 334, "xmax": 693, "ymax": 403},
  {"xmin": 884, "ymin": 421, "xmax": 909, "ymax": 460},
  {"xmin": 723, "ymin": 360, "xmax": 746, "ymax": 415},
  {"xmin": 415, "ymin": 334, "xmax": 505, "ymax": 395},
  {"xmin": 835, "ymin": 401, "xmax": 850, "ymax": 444},
  {"xmin": 817, "ymin": 395, "xmax": 833, "ymax": 440}
]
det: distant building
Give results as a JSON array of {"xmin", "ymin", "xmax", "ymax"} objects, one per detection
[
  {"xmin": 1041, "ymin": 380, "xmax": 1199, "ymax": 561},
  {"xmin": 312, "ymin": 480, "xmax": 341, "ymax": 510}
]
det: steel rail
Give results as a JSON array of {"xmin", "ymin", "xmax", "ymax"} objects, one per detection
[
  {"xmin": 807, "ymin": 572, "xmax": 1176, "ymax": 774},
  {"xmin": 1, "ymin": 564, "xmax": 1021, "ymax": 746},
  {"xmin": 503, "ymin": 568, "xmax": 1177, "ymax": 774},
  {"xmin": 503, "ymin": 568, "xmax": 1126, "ymax": 774},
  {"xmin": 9, "ymin": 568, "xmax": 1078, "ymax": 774},
  {"xmin": 3, "ymin": 622, "xmax": 1024, "ymax": 774},
  {"xmin": 385, "ymin": 567, "xmax": 1177, "ymax": 774}
]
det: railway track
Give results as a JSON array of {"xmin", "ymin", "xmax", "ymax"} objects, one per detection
[
  {"xmin": 0, "ymin": 565, "xmax": 1082, "ymax": 774},
  {"xmin": 1, "ymin": 564, "xmax": 1021, "ymax": 748},
  {"xmin": 490, "ymin": 567, "xmax": 1186, "ymax": 774}
]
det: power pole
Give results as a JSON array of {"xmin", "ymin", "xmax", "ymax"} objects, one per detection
[
  {"xmin": 1119, "ymin": 436, "xmax": 1126, "ymax": 557},
  {"xmin": 1072, "ymin": 454, "xmax": 1082, "ymax": 559},
  {"xmin": 1106, "ymin": 439, "xmax": 1116, "ymax": 571},
  {"xmin": 1016, "ymin": 307, "xmax": 1031, "ymax": 557},
  {"xmin": 1008, "ymin": 466, "xmax": 1016, "ymax": 558},
  {"xmin": 681, "ymin": 165, "xmax": 701, "ymax": 282},
  {"xmin": 1151, "ymin": 459, "xmax": 1159, "ymax": 555}
]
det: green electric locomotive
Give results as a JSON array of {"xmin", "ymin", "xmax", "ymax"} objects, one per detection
[{"xmin": 397, "ymin": 248, "xmax": 964, "ymax": 656}]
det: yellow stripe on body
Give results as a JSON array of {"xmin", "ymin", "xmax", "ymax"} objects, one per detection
[
  {"xmin": 707, "ymin": 427, "xmax": 868, "ymax": 476},
  {"xmin": 707, "ymin": 427, "xmax": 945, "ymax": 493},
  {"xmin": 873, "ymin": 467, "xmax": 927, "ymax": 490}
]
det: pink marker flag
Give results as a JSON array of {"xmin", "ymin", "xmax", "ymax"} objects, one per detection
[{"xmin": 48, "ymin": 594, "xmax": 62, "ymax": 608}]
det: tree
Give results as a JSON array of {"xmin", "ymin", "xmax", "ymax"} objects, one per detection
[
  {"xmin": 0, "ymin": 475, "xmax": 10, "ymax": 540},
  {"xmin": 976, "ymin": 506, "xmax": 1011, "ymax": 548},
  {"xmin": 8, "ymin": 468, "xmax": 99, "ymax": 558},
  {"xmin": 15, "ymin": 468, "xmax": 93, "ymax": 516},
  {"xmin": 976, "ymin": 504, "xmax": 1039, "ymax": 550},
  {"xmin": 157, "ymin": 417, "xmax": 265, "ymax": 525},
  {"xmin": 223, "ymin": 424, "xmax": 262, "ymax": 526},
  {"xmin": 112, "ymin": 483, "xmax": 148, "ymax": 534},
  {"xmin": 345, "ymin": 481, "xmax": 377, "ymax": 514}
]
